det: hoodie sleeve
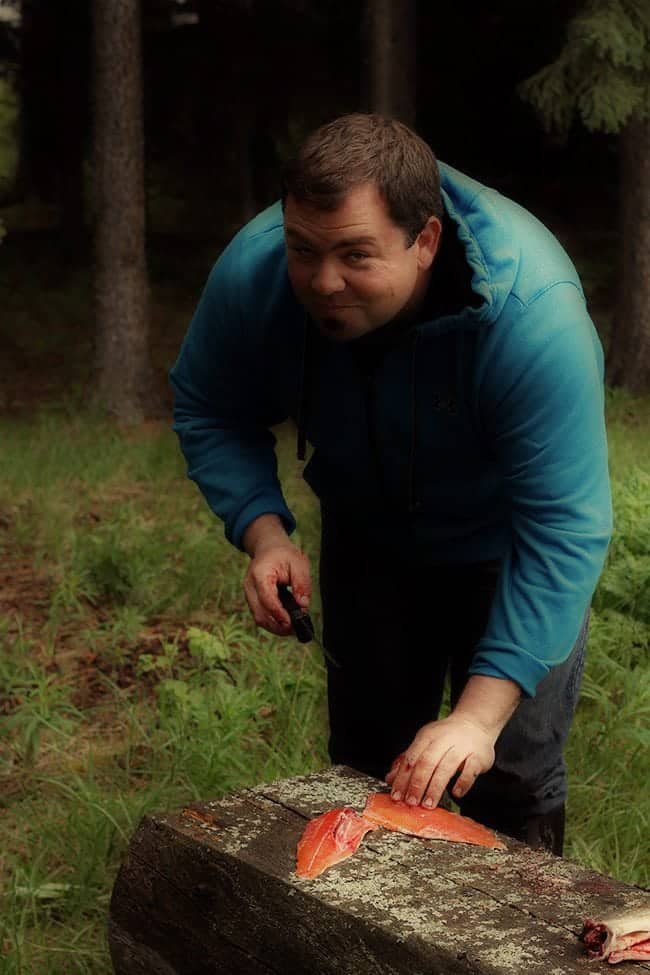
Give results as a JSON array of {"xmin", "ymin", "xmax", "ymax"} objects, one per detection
[
  {"xmin": 469, "ymin": 283, "xmax": 613, "ymax": 697},
  {"xmin": 168, "ymin": 235, "xmax": 296, "ymax": 551}
]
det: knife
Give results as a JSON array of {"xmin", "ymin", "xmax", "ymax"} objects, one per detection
[{"xmin": 277, "ymin": 583, "xmax": 341, "ymax": 668}]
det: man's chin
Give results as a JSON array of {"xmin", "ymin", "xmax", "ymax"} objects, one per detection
[
  {"xmin": 319, "ymin": 316, "xmax": 348, "ymax": 338},
  {"xmin": 313, "ymin": 313, "xmax": 375, "ymax": 342}
]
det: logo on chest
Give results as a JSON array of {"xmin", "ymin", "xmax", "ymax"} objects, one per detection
[{"xmin": 431, "ymin": 390, "xmax": 458, "ymax": 414}]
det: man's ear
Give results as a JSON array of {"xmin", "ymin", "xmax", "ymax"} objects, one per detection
[{"xmin": 416, "ymin": 216, "xmax": 442, "ymax": 270}]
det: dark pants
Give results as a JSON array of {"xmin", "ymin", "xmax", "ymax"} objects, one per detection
[{"xmin": 319, "ymin": 506, "xmax": 588, "ymax": 836}]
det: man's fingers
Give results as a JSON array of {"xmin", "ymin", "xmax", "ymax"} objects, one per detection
[
  {"xmin": 289, "ymin": 573, "xmax": 312, "ymax": 608},
  {"xmin": 419, "ymin": 747, "xmax": 463, "ymax": 808},
  {"xmin": 452, "ymin": 755, "xmax": 482, "ymax": 799},
  {"xmin": 244, "ymin": 577, "xmax": 291, "ymax": 633},
  {"xmin": 384, "ymin": 752, "xmax": 405, "ymax": 783},
  {"xmin": 389, "ymin": 749, "xmax": 424, "ymax": 800},
  {"xmin": 260, "ymin": 576, "xmax": 292, "ymax": 624},
  {"xmin": 243, "ymin": 543, "xmax": 312, "ymax": 635},
  {"xmin": 387, "ymin": 721, "xmax": 495, "ymax": 806}
]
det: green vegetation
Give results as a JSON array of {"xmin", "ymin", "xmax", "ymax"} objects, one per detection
[
  {"xmin": 0, "ymin": 414, "xmax": 326, "ymax": 973},
  {"xmin": 519, "ymin": 0, "xmax": 650, "ymax": 135},
  {"xmin": 1, "ymin": 391, "xmax": 649, "ymax": 973},
  {"xmin": 0, "ymin": 77, "xmax": 18, "ymax": 192}
]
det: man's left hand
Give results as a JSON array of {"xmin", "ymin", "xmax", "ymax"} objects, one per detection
[{"xmin": 384, "ymin": 715, "xmax": 497, "ymax": 808}]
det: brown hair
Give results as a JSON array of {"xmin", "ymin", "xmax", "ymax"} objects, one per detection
[{"xmin": 281, "ymin": 114, "xmax": 443, "ymax": 247}]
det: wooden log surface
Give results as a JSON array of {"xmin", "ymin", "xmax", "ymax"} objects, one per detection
[{"xmin": 108, "ymin": 765, "xmax": 650, "ymax": 975}]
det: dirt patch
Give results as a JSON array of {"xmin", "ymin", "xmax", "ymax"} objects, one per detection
[
  {"xmin": 0, "ymin": 538, "xmax": 192, "ymax": 712},
  {"xmin": 0, "ymin": 550, "xmax": 52, "ymax": 638},
  {"xmin": 118, "ymin": 419, "xmax": 171, "ymax": 441},
  {"xmin": 69, "ymin": 631, "xmax": 194, "ymax": 710}
]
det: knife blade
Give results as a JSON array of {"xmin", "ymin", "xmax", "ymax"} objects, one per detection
[{"xmin": 277, "ymin": 583, "xmax": 341, "ymax": 668}]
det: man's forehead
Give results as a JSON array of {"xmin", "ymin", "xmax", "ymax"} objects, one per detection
[
  {"xmin": 284, "ymin": 185, "xmax": 394, "ymax": 242},
  {"xmin": 285, "ymin": 225, "xmax": 378, "ymax": 247}
]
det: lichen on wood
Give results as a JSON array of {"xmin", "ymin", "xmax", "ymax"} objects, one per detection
[{"xmin": 109, "ymin": 765, "xmax": 650, "ymax": 975}]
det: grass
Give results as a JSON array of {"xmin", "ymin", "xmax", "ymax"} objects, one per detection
[
  {"xmin": 0, "ymin": 77, "xmax": 18, "ymax": 196},
  {"xmin": 0, "ymin": 199, "xmax": 649, "ymax": 971},
  {"xmin": 0, "ymin": 412, "xmax": 328, "ymax": 973},
  {"xmin": 1, "ymin": 390, "xmax": 649, "ymax": 973}
]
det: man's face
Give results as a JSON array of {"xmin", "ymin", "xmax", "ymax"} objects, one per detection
[{"xmin": 284, "ymin": 182, "xmax": 441, "ymax": 342}]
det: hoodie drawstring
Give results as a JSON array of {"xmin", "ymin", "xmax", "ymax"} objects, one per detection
[{"xmin": 408, "ymin": 330, "xmax": 421, "ymax": 513}]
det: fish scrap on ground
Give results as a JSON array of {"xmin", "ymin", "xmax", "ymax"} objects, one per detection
[
  {"xmin": 581, "ymin": 909, "xmax": 650, "ymax": 964},
  {"xmin": 295, "ymin": 790, "xmax": 505, "ymax": 880}
]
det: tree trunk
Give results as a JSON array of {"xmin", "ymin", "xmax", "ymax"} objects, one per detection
[
  {"xmin": 362, "ymin": 0, "xmax": 417, "ymax": 126},
  {"xmin": 606, "ymin": 108, "xmax": 650, "ymax": 393},
  {"xmin": 90, "ymin": 0, "xmax": 161, "ymax": 422}
]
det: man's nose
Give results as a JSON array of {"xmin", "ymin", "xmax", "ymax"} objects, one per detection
[{"xmin": 310, "ymin": 260, "xmax": 345, "ymax": 296}]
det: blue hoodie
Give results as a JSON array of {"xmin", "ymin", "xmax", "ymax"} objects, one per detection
[{"xmin": 169, "ymin": 162, "xmax": 613, "ymax": 697}]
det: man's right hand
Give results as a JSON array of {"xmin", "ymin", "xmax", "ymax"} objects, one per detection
[{"xmin": 242, "ymin": 514, "xmax": 312, "ymax": 637}]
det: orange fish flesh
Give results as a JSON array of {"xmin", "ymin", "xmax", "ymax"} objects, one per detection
[
  {"xmin": 295, "ymin": 806, "xmax": 378, "ymax": 879},
  {"xmin": 363, "ymin": 792, "xmax": 506, "ymax": 849}
]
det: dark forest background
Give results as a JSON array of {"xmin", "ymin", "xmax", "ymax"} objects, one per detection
[
  {"xmin": 2, "ymin": 0, "xmax": 647, "ymax": 424},
  {"xmin": 0, "ymin": 0, "xmax": 620, "ymax": 229}
]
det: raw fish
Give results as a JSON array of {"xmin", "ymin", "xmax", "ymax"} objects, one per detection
[
  {"xmin": 581, "ymin": 909, "xmax": 650, "ymax": 964},
  {"xmin": 295, "ymin": 807, "xmax": 378, "ymax": 879},
  {"xmin": 363, "ymin": 792, "xmax": 506, "ymax": 850}
]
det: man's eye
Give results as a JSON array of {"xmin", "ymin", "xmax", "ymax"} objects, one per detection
[
  {"xmin": 347, "ymin": 251, "xmax": 369, "ymax": 263},
  {"xmin": 290, "ymin": 245, "xmax": 314, "ymax": 258}
]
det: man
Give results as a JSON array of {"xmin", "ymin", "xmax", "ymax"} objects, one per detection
[{"xmin": 169, "ymin": 114, "xmax": 612, "ymax": 855}]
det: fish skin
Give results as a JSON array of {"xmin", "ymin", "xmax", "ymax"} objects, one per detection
[
  {"xmin": 362, "ymin": 792, "xmax": 507, "ymax": 850},
  {"xmin": 581, "ymin": 909, "xmax": 650, "ymax": 964},
  {"xmin": 295, "ymin": 807, "xmax": 379, "ymax": 879}
]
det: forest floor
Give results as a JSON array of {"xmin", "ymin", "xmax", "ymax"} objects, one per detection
[{"xmin": 1, "ymin": 226, "xmax": 649, "ymax": 974}]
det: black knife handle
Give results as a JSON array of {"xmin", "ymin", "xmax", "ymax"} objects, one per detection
[{"xmin": 277, "ymin": 584, "xmax": 315, "ymax": 643}]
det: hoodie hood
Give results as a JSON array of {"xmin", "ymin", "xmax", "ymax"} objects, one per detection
[
  {"xmin": 432, "ymin": 161, "xmax": 520, "ymax": 331},
  {"xmin": 296, "ymin": 161, "xmax": 517, "ymax": 466}
]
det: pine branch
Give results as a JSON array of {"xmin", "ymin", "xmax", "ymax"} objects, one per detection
[{"xmin": 518, "ymin": 0, "xmax": 650, "ymax": 135}]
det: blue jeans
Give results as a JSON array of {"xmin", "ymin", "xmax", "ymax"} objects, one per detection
[{"xmin": 319, "ymin": 506, "xmax": 588, "ymax": 834}]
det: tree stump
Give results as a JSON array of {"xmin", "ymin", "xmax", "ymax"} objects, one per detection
[{"xmin": 108, "ymin": 765, "xmax": 650, "ymax": 974}]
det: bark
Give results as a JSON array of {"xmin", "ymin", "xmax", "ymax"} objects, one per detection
[
  {"xmin": 606, "ymin": 108, "xmax": 650, "ymax": 393},
  {"xmin": 362, "ymin": 0, "xmax": 417, "ymax": 126},
  {"xmin": 90, "ymin": 0, "xmax": 162, "ymax": 422}
]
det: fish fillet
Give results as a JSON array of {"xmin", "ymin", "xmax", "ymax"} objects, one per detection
[
  {"xmin": 295, "ymin": 807, "xmax": 378, "ymax": 879},
  {"xmin": 581, "ymin": 909, "xmax": 650, "ymax": 964},
  {"xmin": 363, "ymin": 792, "xmax": 506, "ymax": 849}
]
